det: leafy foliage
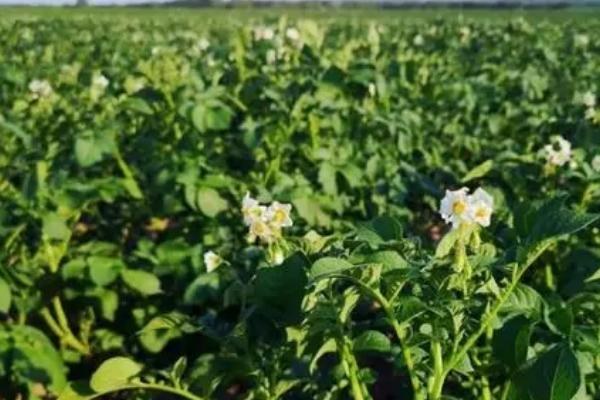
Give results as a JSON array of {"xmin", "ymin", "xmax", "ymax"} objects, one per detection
[{"xmin": 0, "ymin": 10, "xmax": 599, "ymax": 400}]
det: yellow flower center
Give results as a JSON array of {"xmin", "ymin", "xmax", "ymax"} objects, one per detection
[
  {"xmin": 253, "ymin": 222, "xmax": 266, "ymax": 235},
  {"xmin": 453, "ymin": 200, "xmax": 467, "ymax": 215},
  {"xmin": 475, "ymin": 207, "xmax": 489, "ymax": 220},
  {"xmin": 273, "ymin": 209, "xmax": 287, "ymax": 224}
]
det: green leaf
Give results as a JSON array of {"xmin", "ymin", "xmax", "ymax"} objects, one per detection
[
  {"xmin": 523, "ymin": 197, "xmax": 600, "ymax": 245},
  {"xmin": 88, "ymin": 256, "xmax": 125, "ymax": 286},
  {"xmin": 361, "ymin": 250, "xmax": 408, "ymax": 271},
  {"xmin": 435, "ymin": 228, "xmax": 460, "ymax": 258},
  {"xmin": 3, "ymin": 325, "xmax": 67, "ymax": 394},
  {"xmin": 310, "ymin": 338, "xmax": 337, "ymax": 374},
  {"xmin": 353, "ymin": 330, "xmax": 391, "ymax": 353},
  {"xmin": 318, "ymin": 162, "xmax": 338, "ymax": 195},
  {"xmin": 254, "ymin": 252, "xmax": 308, "ymax": 326},
  {"xmin": 0, "ymin": 277, "xmax": 11, "ymax": 313},
  {"xmin": 138, "ymin": 313, "xmax": 193, "ymax": 353},
  {"xmin": 121, "ymin": 269, "xmax": 161, "ymax": 295},
  {"xmin": 183, "ymin": 273, "xmax": 220, "ymax": 306},
  {"xmin": 311, "ymin": 257, "xmax": 354, "ymax": 280},
  {"xmin": 62, "ymin": 258, "xmax": 87, "ymax": 280},
  {"xmin": 493, "ymin": 316, "xmax": 532, "ymax": 370},
  {"xmin": 499, "ymin": 284, "xmax": 544, "ymax": 321},
  {"xmin": 546, "ymin": 305, "xmax": 574, "ymax": 337},
  {"xmin": 191, "ymin": 102, "xmax": 233, "ymax": 132},
  {"xmin": 356, "ymin": 216, "xmax": 403, "ymax": 245},
  {"xmin": 462, "ymin": 160, "xmax": 494, "ymax": 183},
  {"xmin": 292, "ymin": 196, "xmax": 331, "ymax": 228},
  {"xmin": 90, "ymin": 357, "xmax": 142, "ymax": 392},
  {"xmin": 196, "ymin": 188, "xmax": 228, "ymax": 217},
  {"xmin": 42, "ymin": 213, "xmax": 70, "ymax": 241},
  {"xmin": 74, "ymin": 132, "xmax": 114, "ymax": 168},
  {"xmin": 123, "ymin": 98, "xmax": 153, "ymax": 115},
  {"xmin": 57, "ymin": 382, "xmax": 95, "ymax": 400},
  {"xmin": 525, "ymin": 344, "xmax": 581, "ymax": 400},
  {"xmin": 88, "ymin": 288, "xmax": 119, "ymax": 321}
]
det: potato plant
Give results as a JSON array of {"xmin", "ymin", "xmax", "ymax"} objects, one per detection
[{"xmin": 0, "ymin": 11, "xmax": 599, "ymax": 400}]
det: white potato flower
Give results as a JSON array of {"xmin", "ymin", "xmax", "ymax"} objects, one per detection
[
  {"xmin": 440, "ymin": 187, "xmax": 494, "ymax": 229},
  {"xmin": 459, "ymin": 26, "xmax": 471, "ymax": 42},
  {"xmin": 574, "ymin": 34, "xmax": 589, "ymax": 48},
  {"xmin": 248, "ymin": 219, "xmax": 276, "ymax": 244},
  {"xmin": 197, "ymin": 38, "xmax": 210, "ymax": 51},
  {"xmin": 413, "ymin": 34, "xmax": 424, "ymax": 46},
  {"xmin": 585, "ymin": 107, "xmax": 597, "ymax": 121},
  {"xmin": 368, "ymin": 83, "xmax": 376, "ymax": 97},
  {"xmin": 582, "ymin": 91, "xmax": 596, "ymax": 108},
  {"xmin": 286, "ymin": 27, "xmax": 300, "ymax": 41},
  {"xmin": 592, "ymin": 155, "xmax": 600, "ymax": 173},
  {"xmin": 203, "ymin": 251, "xmax": 222, "ymax": 273},
  {"xmin": 440, "ymin": 187, "xmax": 471, "ymax": 228},
  {"xmin": 28, "ymin": 79, "xmax": 53, "ymax": 99},
  {"xmin": 543, "ymin": 136, "xmax": 572, "ymax": 167},
  {"xmin": 92, "ymin": 74, "xmax": 109, "ymax": 91},
  {"xmin": 467, "ymin": 188, "xmax": 494, "ymax": 227},
  {"xmin": 241, "ymin": 194, "xmax": 293, "ymax": 243},
  {"xmin": 266, "ymin": 201, "xmax": 293, "ymax": 229},
  {"xmin": 242, "ymin": 192, "xmax": 266, "ymax": 226}
]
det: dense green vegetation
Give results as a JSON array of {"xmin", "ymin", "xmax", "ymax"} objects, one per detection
[{"xmin": 1, "ymin": 10, "xmax": 600, "ymax": 400}]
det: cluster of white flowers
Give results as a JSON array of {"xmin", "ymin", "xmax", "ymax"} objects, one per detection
[
  {"xmin": 29, "ymin": 79, "xmax": 53, "ymax": 100},
  {"xmin": 203, "ymin": 251, "xmax": 223, "ymax": 273},
  {"xmin": 440, "ymin": 187, "xmax": 494, "ymax": 230},
  {"xmin": 459, "ymin": 26, "xmax": 471, "ymax": 42},
  {"xmin": 254, "ymin": 26, "xmax": 275, "ymax": 41},
  {"xmin": 242, "ymin": 193, "xmax": 293, "ymax": 243},
  {"xmin": 368, "ymin": 83, "xmax": 376, "ymax": 97},
  {"xmin": 197, "ymin": 38, "xmax": 210, "ymax": 52},
  {"xmin": 543, "ymin": 135, "xmax": 572, "ymax": 167},
  {"xmin": 286, "ymin": 27, "xmax": 300, "ymax": 41},
  {"xmin": 574, "ymin": 33, "xmax": 590, "ymax": 48},
  {"xmin": 592, "ymin": 155, "xmax": 600, "ymax": 173},
  {"xmin": 582, "ymin": 91, "xmax": 596, "ymax": 108},
  {"xmin": 92, "ymin": 73, "xmax": 109, "ymax": 92},
  {"xmin": 413, "ymin": 34, "xmax": 425, "ymax": 47},
  {"xmin": 581, "ymin": 91, "xmax": 597, "ymax": 121}
]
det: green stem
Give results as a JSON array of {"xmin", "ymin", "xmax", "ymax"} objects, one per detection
[
  {"xmin": 53, "ymin": 297, "xmax": 70, "ymax": 332},
  {"xmin": 338, "ymin": 338, "xmax": 366, "ymax": 400},
  {"xmin": 341, "ymin": 277, "xmax": 423, "ymax": 399},
  {"xmin": 481, "ymin": 376, "xmax": 492, "ymax": 400},
  {"xmin": 428, "ymin": 339, "xmax": 445, "ymax": 400},
  {"xmin": 41, "ymin": 307, "xmax": 64, "ymax": 338},
  {"xmin": 41, "ymin": 302, "xmax": 90, "ymax": 356},
  {"xmin": 444, "ymin": 242, "xmax": 551, "ymax": 376}
]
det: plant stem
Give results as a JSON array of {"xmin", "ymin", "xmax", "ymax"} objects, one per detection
[
  {"xmin": 481, "ymin": 376, "xmax": 492, "ymax": 400},
  {"xmin": 338, "ymin": 338, "xmax": 366, "ymax": 400},
  {"xmin": 428, "ymin": 339, "xmax": 445, "ymax": 400},
  {"xmin": 41, "ymin": 302, "xmax": 90, "ymax": 356},
  {"xmin": 41, "ymin": 307, "xmax": 64, "ymax": 338},
  {"xmin": 346, "ymin": 278, "xmax": 423, "ymax": 399},
  {"xmin": 443, "ymin": 242, "xmax": 551, "ymax": 376}
]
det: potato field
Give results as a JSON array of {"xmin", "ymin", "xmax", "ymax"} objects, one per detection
[{"xmin": 1, "ymin": 9, "xmax": 600, "ymax": 400}]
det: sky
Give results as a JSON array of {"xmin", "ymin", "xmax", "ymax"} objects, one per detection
[
  {"xmin": 0, "ymin": 0, "xmax": 170, "ymax": 4},
  {"xmin": 0, "ymin": 0, "xmax": 595, "ymax": 4}
]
